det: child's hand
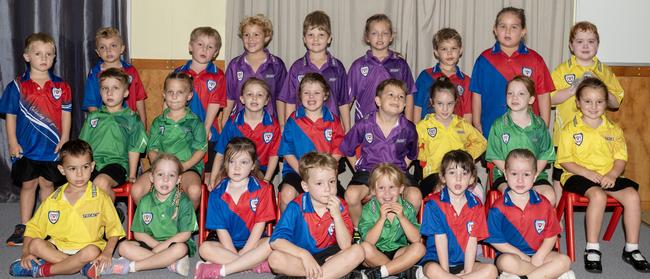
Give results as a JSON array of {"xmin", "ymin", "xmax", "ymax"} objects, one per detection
[
  {"xmin": 379, "ymin": 203, "xmax": 392, "ymax": 220},
  {"xmin": 391, "ymin": 202, "xmax": 404, "ymax": 217},
  {"xmin": 20, "ymin": 253, "xmax": 37, "ymax": 269},
  {"xmin": 585, "ymin": 171, "xmax": 603, "ymax": 184},
  {"xmin": 93, "ymin": 252, "xmax": 113, "ymax": 272},
  {"xmin": 600, "ymin": 174, "xmax": 617, "ymax": 189},
  {"xmin": 301, "ymin": 254, "xmax": 322, "ymax": 279},
  {"xmin": 531, "ymin": 253, "xmax": 544, "ymax": 267},
  {"xmin": 9, "ymin": 143, "xmax": 23, "ymax": 160},
  {"xmin": 326, "ymin": 196, "xmax": 342, "ymax": 219},
  {"xmin": 519, "ymin": 254, "xmax": 532, "ymax": 263},
  {"xmin": 152, "ymin": 241, "xmax": 171, "ymax": 253},
  {"xmin": 54, "ymin": 142, "xmax": 64, "ymax": 153}
]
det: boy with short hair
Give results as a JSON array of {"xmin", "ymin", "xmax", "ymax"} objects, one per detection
[
  {"xmin": 9, "ymin": 139, "xmax": 125, "ymax": 278},
  {"xmin": 82, "ymin": 27, "xmax": 148, "ymax": 123},
  {"xmin": 269, "ymin": 152, "xmax": 365, "ymax": 279},
  {"xmin": 79, "ymin": 68, "xmax": 148, "ymax": 202},
  {"xmin": 174, "ymin": 26, "xmax": 226, "ymax": 183},
  {"xmin": 0, "ymin": 33, "xmax": 71, "ymax": 246}
]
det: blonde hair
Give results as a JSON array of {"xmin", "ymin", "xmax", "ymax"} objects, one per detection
[
  {"xmin": 239, "ymin": 14, "xmax": 274, "ymax": 46},
  {"xmin": 150, "ymin": 153, "xmax": 184, "ymax": 219},
  {"xmin": 364, "ymin": 14, "xmax": 394, "ymax": 46},
  {"xmin": 505, "ymin": 149, "xmax": 537, "ymax": 173},
  {"xmin": 368, "ymin": 163, "xmax": 405, "ymax": 191},
  {"xmin": 95, "ymin": 27, "xmax": 123, "ymax": 47},
  {"xmin": 99, "ymin": 67, "xmax": 130, "ymax": 88},
  {"xmin": 241, "ymin": 77, "xmax": 270, "ymax": 99},
  {"xmin": 299, "ymin": 152, "xmax": 337, "ymax": 183},
  {"xmin": 190, "ymin": 26, "xmax": 222, "ymax": 51}
]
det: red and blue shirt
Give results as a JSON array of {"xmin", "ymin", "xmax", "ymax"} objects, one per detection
[
  {"xmin": 414, "ymin": 64, "xmax": 471, "ymax": 119},
  {"xmin": 216, "ymin": 109, "xmax": 280, "ymax": 169},
  {"xmin": 0, "ymin": 70, "xmax": 72, "ymax": 161},
  {"xmin": 82, "ymin": 59, "xmax": 147, "ymax": 113},
  {"xmin": 270, "ymin": 193, "xmax": 353, "ymax": 254},
  {"xmin": 486, "ymin": 188, "xmax": 561, "ymax": 256},
  {"xmin": 206, "ymin": 177, "xmax": 276, "ymax": 249}
]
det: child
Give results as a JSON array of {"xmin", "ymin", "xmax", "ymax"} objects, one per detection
[
  {"xmin": 0, "ymin": 32, "xmax": 71, "ymax": 246},
  {"xmin": 417, "ymin": 77, "xmax": 486, "ymax": 197},
  {"xmin": 278, "ymin": 73, "xmax": 345, "ymax": 212},
  {"xmin": 486, "ymin": 76, "xmax": 556, "ymax": 204},
  {"xmin": 550, "ymin": 21, "xmax": 625, "ymax": 206},
  {"xmin": 131, "ymin": 72, "xmax": 206, "ymax": 209},
  {"xmin": 221, "ymin": 14, "xmax": 287, "ymax": 125},
  {"xmin": 174, "ymin": 26, "xmax": 226, "ymax": 184},
  {"xmin": 82, "ymin": 27, "xmax": 147, "ymax": 123},
  {"xmin": 557, "ymin": 77, "xmax": 649, "ymax": 273},
  {"xmin": 486, "ymin": 149, "xmax": 572, "ymax": 279},
  {"xmin": 277, "ymin": 10, "xmax": 352, "ymax": 131},
  {"xmin": 210, "ymin": 77, "xmax": 281, "ymax": 189},
  {"xmin": 347, "ymin": 14, "xmax": 415, "ymax": 123},
  {"xmin": 9, "ymin": 139, "xmax": 124, "ymax": 278},
  {"xmin": 79, "ymin": 68, "xmax": 148, "ymax": 202},
  {"xmin": 359, "ymin": 163, "xmax": 425, "ymax": 279},
  {"xmin": 470, "ymin": 7, "xmax": 554, "ymax": 138},
  {"xmin": 108, "ymin": 154, "xmax": 197, "ymax": 277},
  {"xmin": 268, "ymin": 152, "xmax": 365, "ymax": 279},
  {"xmin": 341, "ymin": 79, "xmax": 420, "ymax": 229},
  {"xmin": 414, "ymin": 28, "xmax": 472, "ymax": 124},
  {"xmin": 421, "ymin": 150, "xmax": 497, "ymax": 278},
  {"xmin": 195, "ymin": 137, "xmax": 276, "ymax": 278}
]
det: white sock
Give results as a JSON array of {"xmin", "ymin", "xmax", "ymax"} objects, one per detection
[
  {"xmin": 380, "ymin": 265, "xmax": 389, "ymax": 277},
  {"xmin": 220, "ymin": 265, "xmax": 226, "ymax": 277},
  {"xmin": 625, "ymin": 243, "xmax": 639, "ymax": 252},
  {"xmin": 129, "ymin": 261, "xmax": 136, "ymax": 273},
  {"xmin": 585, "ymin": 243, "xmax": 600, "ymax": 261}
]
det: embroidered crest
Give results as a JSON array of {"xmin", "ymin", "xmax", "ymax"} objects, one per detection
[
  {"xmin": 324, "ymin": 128, "xmax": 333, "ymax": 142},
  {"xmin": 250, "ymin": 197, "xmax": 259, "ymax": 212},
  {"xmin": 297, "ymin": 74, "xmax": 304, "ymax": 82},
  {"xmin": 90, "ymin": 118, "xmax": 99, "ymax": 128},
  {"xmin": 427, "ymin": 128, "xmax": 437, "ymax": 138},
  {"xmin": 534, "ymin": 220, "xmax": 546, "ymax": 234},
  {"xmin": 327, "ymin": 222, "xmax": 335, "ymax": 236},
  {"xmin": 237, "ymin": 71, "xmax": 244, "ymax": 81},
  {"xmin": 573, "ymin": 133, "xmax": 583, "ymax": 146},
  {"xmin": 360, "ymin": 66, "xmax": 369, "ymax": 77},
  {"xmin": 159, "ymin": 125, "xmax": 165, "ymax": 135},
  {"xmin": 364, "ymin": 132, "xmax": 373, "ymax": 143},
  {"xmin": 466, "ymin": 221, "xmax": 475, "ymax": 234},
  {"xmin": 207, "ymin": 80, "xmax": 217, "ymax": 91},
  {"xmin": 522, "ymin": 67, "xmax": 533, "ymax": 77},
  {"xmin": 263, "ymin": 132, "xmax": 273, "ymax": 143},
  {"xmin": 48, "ymin": 211, "xmax": 60, "ymax": 224},
  {"xmin": 142, "ymin": 212, "xmax": 153, "ymax": 225},
  {"xmin": 52, "ymin": 87, "xmax": 62, "ymax": 100},
  {"xmin": 583, "ymin": 71, "xmax": 594, "ymax": 78},
  {"xmin": 564, "ymin": 74, "xmax": 576, "ymax": 85},
  {"xmin": 457, "ymin": 85, "xmax": 464, "ymax": 95},
  {"xmin": 502, "ymin": 133, "xmax": 510, "ymax": 144}
]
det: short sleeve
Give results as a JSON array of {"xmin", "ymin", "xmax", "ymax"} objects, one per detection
[
  {"xmin": 205, "ymin": 187, "xmax": 228, "ymax": 230},
  {"xmin": 420, "ymin": 202, "xmax": 445, "ymax": 236},
  {"xmin": 102, "ymin": 195, "xmax": 126, "ymax": 239},
  {"xmin": 485, "ymin": 121, "xmax": 504, "ymax": 162},
  {"xmin": 225, "ymin": 61, "xmax": 239, "ymax": 101},
  {"xmin": 129, "ymin": 68, "xmax": 148, "ymax": 101},
  {"xmin": 470, "ymin": 205, "xmax": 489, "ymax": 241},
  {"xmin": 130, "ymin": 197, "xmax": 146, "ymax": 233},
  {"xmin": 414, "ymin": 70, "xmax": 433, "ymax": 109},
  {"xmin": 611, "ymin": 125, "xmax": 628, "ymax": 161},
  {"xmin": 176, "ymin": 194, "xmax": 198, "ymax": 233},
  {"xmin": 406, "ymin": 123, "xmax": 419, "ymax": 161},
  {"xmin": 82, "ymin": 73, "xmax": 102, "ymax": 110},
  {"xmin": 60, "ymin": 82, "xmax": 72, "ymax": 112},
  {"xmin": 340, "ymin": 122, "xmax": 362, "ymax": 157},
  {"xmin": 0, "ymin": 81, "xmax": 20, "ymax": 115},
  {"xmin": 464, "ymin": 120, "xmax": 488, "ymax": 159},
  {"xmin": 254, "ymin": 183, "xmax": 277, "ymax": 224},
  {"xmin": 147, "ymin": 117, "xmax": 163, "ymax": 152},
  {"xmin": 330, "ymin": 119, "xmax": 345, "ymax": 157},
  {"xmin": 24, "ymin": 198, "xmax": 49, "ymax": 239},
  {"xmin": 270, "ymin": 201, "xmax": 299, "ymax": 242},
  {"xmin": 190, "ymin": 119, "xmax": 208, "ymax": 152},
  {"xmin": 555, "ymin": 125, "xmax": 576, "ymax": 165},
  {"xmin": 128, "ymin": 117, "xmax": 148, "ymax": 153},
  {"xmin": 208, "ymin": 72, "xmax": 227, "ymax": 107},
  {"xmin": 469, "ymin": 56, "xmax": 485, "ymax": 94},
  {"xmin": 358, "ymin": 201, "xmax": 379, "ymax": 239},
  {"xmin": 278, "ymin": 118, "xmax": 297, "ymax": 156},
  {"xmin": 485, "ymin": 207, "xmax": 506, "ymax": 244}
]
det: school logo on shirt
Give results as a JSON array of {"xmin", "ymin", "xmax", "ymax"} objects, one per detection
[
  {"xmin": 142, "ymin": 212, "xmax": 153, "ymax": 225},
  {"xmin": 90, "ymin": 118, "xmax": 99, "ymax": 128},
  {"xmin": 207, "ymin": 79, "xmax": 217, "ymax": 92},
  {"xmin": 263, "ymin": 132, "xmax": 274, "ymax": 144},
  {"xmin": 327, "ymin": 222, "xmax": 335, "ymax": 236},
  {"xmin": 360, "ymin": 66, "xmax": 369, "ymax": 77},
  {"xmin": 466, "ymin": 221, "xmax": 475, "ymax": 234},
  {"xmin": 534, "ymin": 219, "xmax": 546, "ymax": 234},
  {"xmin": 457, "ymin": 85, "xmax": 464, "ymax": 95},
  {"xmin": 324, "ymin": 128, "xmax": 333, "ymax": 142},
  {"xmin": 522, "ymin": 67, "xmax": 533, "ymax": 77},
  {"xmin": 297, "ymin": 74, "xmax": 304, "ymax": 82},
  {"xmin": 389, "ymin": 68, "xmax": 400, "ymax": 73},
  {"xmin": 427, "ymin": 128, "xmax": 437, "ymax": 138},
  {"xmin": 48, "ymin": 211, "xmax": 60, "ymax": 224},
  {"xmin": 265, "ymin": 74, "xmax": 275, "ymax": 79},
  {"xmin": 159, "ymin": 125, "xmax": 165, "ymax": 135},
  {"xmin": 365, "ymin": 132, "xmax": 374, "ymax": 143},
  {"xmin": 329, "ymin": 78, "xmax": 337, "ymax": 82},
  {"xmin": 250, "ymin": 197, "xmax": 259, "ymax": 213},
  {"xmin": 237, "ymin": 71, "xmax": 244, "ymax": 81},
  {"xmin": 564, "ymin": 74, "xmax": 576, "ymax": 85},
  {"xmin": 573, "ymin": 133, "xmax": 583, "ymax": 146},
  {"xmin": 501, "ymin": 133, "xmax": 510, "ymax": 144},
  {"xmin": 51, "ymin": 87, "xmax": 62, "ymax": 100}
]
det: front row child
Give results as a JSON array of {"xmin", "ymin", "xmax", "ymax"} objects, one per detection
[
  {"xmin": 10, "ymin": 140, "xmax": 125, "ymax": 279},
  {"xmin": 359, "ymin": 163, "xmax": 425, "ymax": 279},
  {"xmin": 269, "ymin": 152, "xmax": 365, "ymax": 279},
  {"xmin": 421, "ymin": 150, "xmax": 497, "ymax": 279},
  {"xmin": 557, "ymin": 77, "xmax": 650, "ymax": 273},
  {"xmin": 486, "ymin": 149, "xmax": 573, "ymax": 279},
  {"xmin": 196, "ymin": 137, "xmax": 276, "ymax": 278}
]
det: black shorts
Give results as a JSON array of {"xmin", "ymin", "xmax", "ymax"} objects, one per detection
[
  {"xmin": 552, "ymin": 166, "xmax": 563, "ymax": 182},
  {"xmin": 563, "ymin": 175, "xmax": 639, "ymax": 196},
  {"xmin": 11, "ymin": 157, "xmax": 65, "ymax": 186},
  {"xmin": 205, "ymin": 141, "xmax": 216, "ymax": 173},
  {"xmin": 491, "ymin": 176, "xmax": 551, "ymax": 190},
  {"xmin": 381, "ymin": 249, "xmax": 398, "ymax": 259},
  {"xmin": 91, "ymin": 163, "xmax": 127, "ymax": 186},
  {"xmin": 313, "ymin": 245, "xmax": 341, "ymax": 265},
  {"xmin": 280, "ymin": 171, "xmax": 345, "ymax": 197},
  {"xmin": 422, "ymin": 260, "xmax": 464, "ymax": 275},
  {"xmin": 349, "ymin": 170, "xmax": 418, "ymax": 188},
  {"xmin": 419, "ymin": 173, "xmax": 440, "ymax": 197}
]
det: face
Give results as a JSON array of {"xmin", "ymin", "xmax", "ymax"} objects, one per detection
[
  {"xmin": 374, "ymin": 176, "xmax": 402, "ymax": 204},
  {"xmin": 300, "ymin": 81, "xmax": 327, "ymax": 113},
  {"xmin": 505, "ymin": 157, "xmax": 536, "ymax": 194},
  {"xmin": 23, "ymin": 41, "xmax": 56, "ymax": 73},
  {"xmin": 242, "ymin": 24, "xmax": 270, "ymax": 54},
  {"xmin": 434, "ymin": 39, "xmax": 462, "ymax": 68},
  {"xmin": 494, "ymin": 12, "xmax": 526, "ymax": 49},
  {"xmin": 375, "ymin": 84, "xmax": 406, "ymax": 116},
  {"xmin": 301, "ymin": 167, "xmax": 337, "ymax": 206},
  {"xmin": 100, "ymin": 77, "xmax": 128, "ymax": 111},
  {"xmin": 58, "ymin": 154, "xmax": 94, "ymax": 189},
  {"xmin": 303, "ymin": 27, "xmax": 331, "ymax": 54},
  {"xmin": 366, "ymin": 20, "xmax": 393, "ymax": 52},
  {"xmin": 570, "ymin": 31, "xmax": 599, "ymax": 63},
  {"xmin": 189, "ymin": 35, "xmax": 219, "ymax": 64},
  {"xmin": 576, "ymin": 87, "xmax": 607, "ymax": 120},
  {"xmin": 240, "ymin": 83, "xmax": 269, "ymax": 113},
  {"xmin": 164, "ymin": 79, "xmax": 192, "ymax": 111},
  {"xmin": 95, "ymin": 37, "xmax": 125, "ymax": 63},
  {"xmin": 226, "ymin": 151, "xmax": 254, "ymax": 183},
  {"xmin": 506, "ymin": 81, "xmax": 534, "ymax": 112},
  {"xmin": 440, "ymin": 163, "xmax": 473, "ymax": 196},
  {"xmin": 150, "ymin": 160, "xmax": 181, "ymax": 196},
  {"xmin": 432, "ymin": 90, "xmax": 456, "ymax": 121}
]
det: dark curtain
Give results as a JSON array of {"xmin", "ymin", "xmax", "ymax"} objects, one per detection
[{"xmin": 0, "ymin": 0, "xmax": 129, "ymax": 197}]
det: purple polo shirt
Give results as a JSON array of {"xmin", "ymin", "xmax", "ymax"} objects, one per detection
[
  {"xmin": 225, "ymin": 49, "xmax": 287, "ymax": 117},
  {"xmin": 278, "ymin": 51, "xmax": 350, "ymax": 116},
  {"xmin": 347, "ymin": 50, "xmax": 415, "ymax": 121},
  {"xmin": 340, "ymin": 112, "xmax": 418, "ymax": 172}
]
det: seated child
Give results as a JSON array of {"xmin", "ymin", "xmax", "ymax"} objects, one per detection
[
  {"xmin": 9, "ymin": 139, "xmax": 124, "ymax": 278},
  {"xmin": 486, "ymin": 149, "xmax": 573, "ymax": 279},
  {"xmin": 269, "ymin": 152, "xmax": 365, "ymax": 279},
  {"xmin": 196, "ymin": 137, "xmax": 276, "ymax": 278},
  {"xmin": 359, "ymin": 163, "xmax": 425, "ymax": 279},
  {"xmin": 108, "ymin": 154, "xmax": 197, "ymax": 277},
  {"xmin": 131, "ymin": 72, "xmax": 206, "ymax": 209},
  {"xmin": 421, "ymin": 150, "xmax": 497, "ymax": 278}
]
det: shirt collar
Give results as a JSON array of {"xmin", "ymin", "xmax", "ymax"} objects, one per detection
[
  {"xmin": 152, "ymin": 187, "xmax": 179, "ymax": 206},
  {"xmin": 21, "ymin": 66, "xmax": 61, "ymax": 83},
  {"xmin": 568, "ymin": 55, "xmax": 603, "ymax": 72},
  {"xmin": 237, "ymin": 48, "xmax": 275, "ymax": 66},
  {"xmin": 503, "ymin": 187, "xmax": 542, "ymax": 206},
  {"xmin": 234, "ymin": 109, "xmax": 274, "ymax": 126},
  {"xmin": 295, "ymin": 106, "xmax": 335, "ymax": 122},
  {"xmin": 433, "ymin": 63, "xmax": 465, "ymax": 79},
  {"xmin": 161, "ymin": 108, "xmax": 196, "ymax": 123},
  {"xmin": 215, "ymin": 176, "xmax": 262, "ymax": 194},
  {"xmin": 302, "ymin": 51, "xmax": 336, "ymax": 69},
  {"xmin": 492, "ymin": 41, "xmax": 529, "ymax": 55},
  {"xmin": 439, "ymin": 186, "xmax": 480, "ymax": 208},
  {"xmin": 364, "ymin": 49, "xmax": 397, "ymax": 64},
  {"xmin": 51, "ymin": 182, "xmax": 97, "ymax": 201},
  {"xmin": 180, "ymin": 60, "xmax": 218, "ymax": 74}
]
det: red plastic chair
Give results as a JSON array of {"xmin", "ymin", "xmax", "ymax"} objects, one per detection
[
  {"xmin": 112, "ymin": 182, "xmax": 134, "ymax": 240},
  {"xmin": 555, "ymin": 191, "xmax": 623, "ymax": 261}
]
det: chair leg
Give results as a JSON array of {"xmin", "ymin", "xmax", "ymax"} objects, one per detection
[
  {"xmin": 565, "ymin": 199, "xmax": 576, "ymax": 262},
  {"xmin": 127, "ymin": 189, "xmax": 134, "ymax": 240},
  {"xmin": 603, "ymin": 206, "xmax": 623, "ymax": 241},
  {"xmin": 198, "ymin": 184, "xmax": 208, "ymax": 246}
]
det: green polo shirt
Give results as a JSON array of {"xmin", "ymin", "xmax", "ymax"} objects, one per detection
[
  {"xmin": 131, "ymin": 188, "xmax": 198, "ymax": 256},
  {"xmin": 79, "ymin": 107, "xmax": 147, "ymax": 176},
  {"xmin": 358, "ymin": 197, "xmax": 420, "ymax": 252},
  {"xmin": 148, "ymin": 108, "xmax": 207, "ymax": 174},
  {"xmin": 486, "ymin": 110, "xmax": 555, "ymax": 182}
]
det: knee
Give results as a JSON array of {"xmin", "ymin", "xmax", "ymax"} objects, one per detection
[
  {"xmin": 185, "ymin": 183, "xmax": 202, "ymax": 199},
  {"xmin": 557, "ymin": 254, "xmax": 571, "ymax": 271},
  {"xmin": 169, "ymin": 242, "xmax": 188, "ymax": 254},
  {"xmin": 411, "ymin": 241, "xmax": 426, "ymax": 257},
  {"xmin": 360, "ymin": 242, "xmax": 374, "ymax": 255},
  {"xmin": 267, "ymin": 251, "xmax": 283, "ymax": 269},
  {"xmin": 280, "ymin": 186, "xmax": 297, "ymax": 204},
  {"xmin": 496, "ymin": 254, "xmax": 518, "ymax": 271},
  {"xmin": 78, "ymin": 245, "xmax": 101, "ymax": 262},
  {"xmin": 621, "ymin": 189, "xmax": 640, "ymax": 207},
  {"xmin": 28, "ymin": 238, "xmax": 47, "ymax": 255},
  {"xmin": 403, "ymin": 188, "xmax": 422, "ymax": 207},
  {"xmin": 484, "ymin": 264, "xmax": 498, "ymax": 278},
  {"xmin": 588, "ymin": 189, "xmax": 607, "ymax": 205},
  {"xmin": 344, "ymin": 187, "xmax": 363, "ymax": 206},
  {"xmin": 348, "ymin": 244, "xmax": 366, "ymax": 263}
]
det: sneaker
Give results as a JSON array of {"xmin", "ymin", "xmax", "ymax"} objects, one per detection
[
  {"xmin": 9, "ymin": 259, "xmax": 42, "ymax": 277},
  {"xmin": 363, "ymin": 267, "xmax": 381, "ymax": 279},
  {"xmin": 252, "ymin": 260, "xmax": 272, "ymax": 273},
  {"xmin": 6, "ymin": 224, "xmax": 26, "ymax": 246},
  {"xmin": 80, "ymin": 262, "xmax": 99, "ymax": 279},
  {"xmin": 168, "ymin": 255, "xmax": 189, "ymax": 276},
  {"xmin": 498, "ymin": 272, "xmax": 520, "ymax": 279},
  {"xmin": 557, "ymin": 270, "xmax": 576, "ymax": 279},
  {"xmin": 398, "ymin": 265, "xmax": 423, "ymax": 279},
  {"xmin": 352, "ymin": 229, "xmax": 361, "ymax": 244},
  {"xmin": 342, "ymin": 270, "xmax": 365, "ymax": 279},
  {"xmin": 205, "ymin": 230, "xmax": 218, "ymax": 242},
  {"xmin": 194, "ymin": 260, "xmax": 222, "ymax": 279},
  {"xmin": 100, "ymin": 257, "xmax": 130, "ymax": 275},
  {"xmin": 622, "ymin": 249, "xmax": 650, "ymax": 273}
]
